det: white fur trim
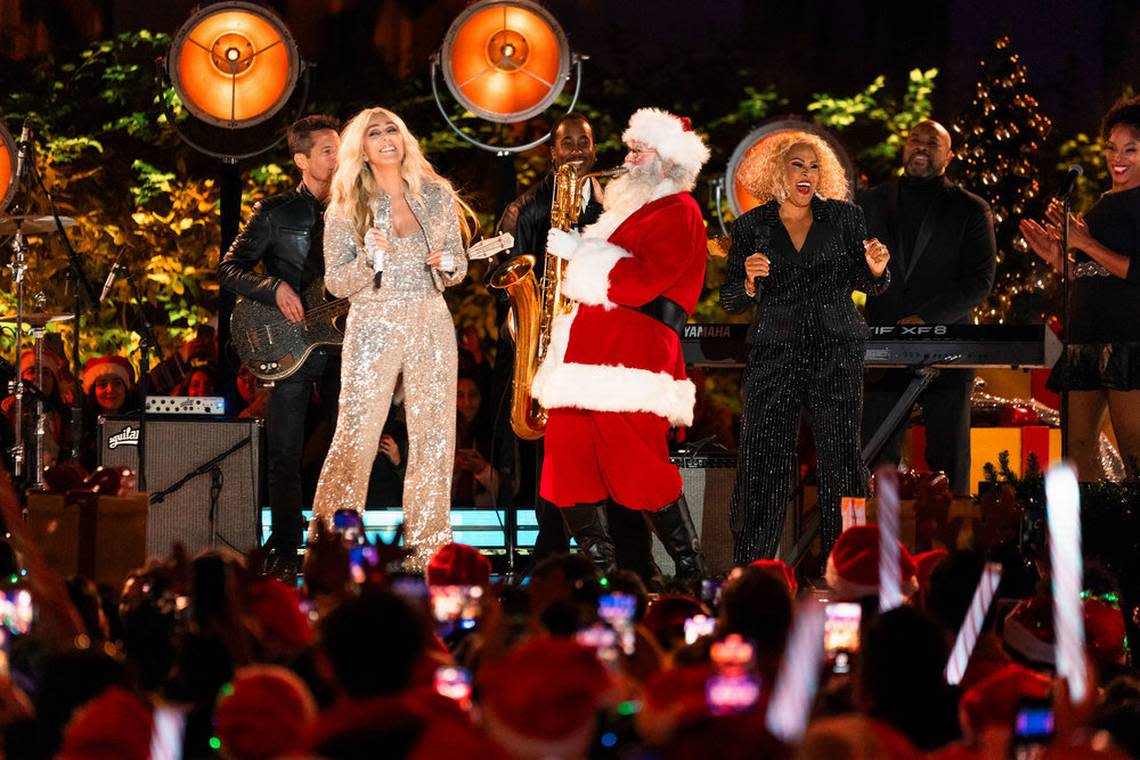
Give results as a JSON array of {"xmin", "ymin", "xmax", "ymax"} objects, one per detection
[
  {"xmin": 583, "ymin": 179, "xmax": 687, "ymax": 241},
  {"xmin": 622, "ymin": 108, "xmax": 710, "ymax": 175},
  {"xmin": 537, "ymin": 362, "xmax": 696, "ymax": 426},
  {"xmin": 482, "ymin": 706, "xmax": 596, "ymax": 760},
  {"xmin": 81, "ymin": 362, "xmax": 132, "ymax": 395},
  {"xmin": 561, "ymin": 239, "xmax": 630, "ymax": 309},
  {"xmin": 533, "ymin": 308, "xmax": 696, "ymax": 426}
]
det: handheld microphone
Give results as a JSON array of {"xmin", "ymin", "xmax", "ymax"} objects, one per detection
[
  {"xmin": 1057, "ymin": 164, "xmax": 1083, "ymax": 203},
  {"xmin": 100, "ymin": 249, "xmax": 126, "ymax": 303},
  {"xmin": 14, "ymin": 119, "xmax": 34, "ymax": 187}
]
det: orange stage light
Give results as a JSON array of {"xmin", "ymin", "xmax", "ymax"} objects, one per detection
[
  {"xmin": 167, "ymin": 1, "xmax": 299, "ymax": 129},
  {"xmin": 440, "ymin": 0, "xmax": 570, "ymax": 124},
  {"xmin": 725, "ymin": 120, "xmax": 856, "ymax": 217},
  {"xmin": 0, "ymin": 122, "xmax": 14, "ymax": 213}
]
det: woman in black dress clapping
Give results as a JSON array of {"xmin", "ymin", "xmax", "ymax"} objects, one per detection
[{"xmin": 1020, "ymin": 96, "xmax": 1140, "ymax": 480}]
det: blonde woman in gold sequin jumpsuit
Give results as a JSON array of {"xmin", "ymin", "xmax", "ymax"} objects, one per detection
[{"xmin": 312, "ymin": 106, "xmax": 468, "ymax": 569}]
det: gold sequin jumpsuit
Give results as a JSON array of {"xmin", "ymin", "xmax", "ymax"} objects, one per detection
[{"xmin": 313, "ymin": 181, "xmax": 467, "ymax": 570}]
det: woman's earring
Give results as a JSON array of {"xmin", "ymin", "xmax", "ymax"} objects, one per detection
[{"xmin": 776, "ymin": 187, "xmax": 788, "ymax": 202}]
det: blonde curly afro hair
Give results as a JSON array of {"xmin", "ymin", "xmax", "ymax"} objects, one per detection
[{"xmin": 737, "ymin": 130, "xmax": 849, "ymax": 204}]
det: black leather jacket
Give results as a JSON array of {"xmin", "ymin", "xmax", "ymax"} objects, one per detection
[{"xmin": 218, "ymin": 183, "xmax": 325, "ymax": 304}]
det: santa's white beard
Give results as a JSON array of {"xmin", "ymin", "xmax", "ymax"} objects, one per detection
[
  {"xmin": 603, "ymin": 158, "xmax": 665, "ymax": 218},
  {"xmin": 583, "ymin": 156, "xmax": 677, "ymax": 240}
]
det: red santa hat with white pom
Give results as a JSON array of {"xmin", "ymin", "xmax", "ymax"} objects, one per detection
[
  {"xmin": 621, "ymin": 108, "xmax": 710, "ymax": 180},
  {"xmin": 825, "ymin": 524, "xmax": 919, "ymax": 602},
  {"xmin": 82, "ymin": 355, "xmax": 135, "ymax": 396}
]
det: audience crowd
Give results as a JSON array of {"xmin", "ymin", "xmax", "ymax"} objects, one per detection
[{"xmin": 0, "ymin": 449, "xmax": 1130, "ymax": 760}]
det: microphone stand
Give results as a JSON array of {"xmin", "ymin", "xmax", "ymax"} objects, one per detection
[
  {"xmin": 5, "ymin": 138, "xmax": 34, "ymax": 488},
  {"xmin": 29, "ymin": 160, "xmax": 99, "ymax": 462},
  {"xmin": 120, "ymin": 260, "xmax": 162, "ymax": 492},
  {"xmin": 7, "ymin": 229, "xmax": 28, "ymax": 486}
]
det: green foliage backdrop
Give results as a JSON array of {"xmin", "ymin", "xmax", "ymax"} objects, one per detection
[{"xmin": 2, "ymin": 30, "xmax": 1129, "ymax": 388}]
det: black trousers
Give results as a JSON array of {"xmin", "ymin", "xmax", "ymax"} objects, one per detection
[
  {"xmin": 266, "ymin": 351, "xmax": 340, "ymax": 551},
  {"xmin": 731, "ymin": 340, "xmax": 869, "ymax": 564},
  {"xmin": 862, "ymin": 367, "xmax": 974, "ymax": 494}
]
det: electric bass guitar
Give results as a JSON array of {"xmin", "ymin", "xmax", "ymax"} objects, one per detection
[{"xmin": 230, "ymin": 233, "xmax": 514, "ymax": 382}]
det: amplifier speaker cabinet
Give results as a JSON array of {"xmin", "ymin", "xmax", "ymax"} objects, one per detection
[
  {"xmin": 99, "ymin": 416, "xmax": 264, "ymax": 558},
  {"xmin": 654, "ymin": 455, "xmax": 736, "ymax": 576},
  {"xmin": 653, "ymin": 455, "xmax": 805, "ymax": 576}
]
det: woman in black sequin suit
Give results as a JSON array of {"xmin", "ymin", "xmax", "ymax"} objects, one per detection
[
  {"xmin": 720, "ymin": 132, "xmax": 891, "ymax": 564},
  {"xmin": 1020, "ymin": 96, "xmax": 1140, "ymax": 480}
]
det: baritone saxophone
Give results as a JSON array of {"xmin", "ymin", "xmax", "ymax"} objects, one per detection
[{"xmin": 489, "ymin": 163, "xmax": 629, "ymax": 440}]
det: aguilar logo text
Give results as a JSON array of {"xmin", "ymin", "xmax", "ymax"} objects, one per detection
[{"xmin": 108, "ymin": 426, "xmax": 140, "ymax": 449}]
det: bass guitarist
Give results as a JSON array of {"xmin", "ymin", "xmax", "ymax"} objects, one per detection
[{"xmin": 218, "ymin": 115, "xmax": 341, "ymax": 576}]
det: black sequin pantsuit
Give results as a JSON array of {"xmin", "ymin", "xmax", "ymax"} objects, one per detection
[
  {"xmin": 719, "ymin": 197, "xmax": 890, "ymax": 566},
  {"xmin": 732, "ymin": 340, "xmax": 868, "ymax": 563}
]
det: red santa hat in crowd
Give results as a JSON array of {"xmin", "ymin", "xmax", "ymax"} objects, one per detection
[
  {"xmin": 479, "ymin": 638, "xmax": 615, "ymax": 759},
  {"xmin": 1084, "ymin": 596, "xmax": 1128, "ymax": 668},
  {"xmin": 214, "ymin": 665, "xmax": 318, "ymax": 760},
  {"xmin": 825, "ymin": 525, "xmax": 918, "ymax": 601},
  {"xmin": 18, "ymin": 347, "xmax": 66, "ymax": 378},
  {"xmin": 957, "ymin": 663, "xmax": 1052, "ymax": 740},
  {"xmin": 799, "ymin": 716, "xmax": 923, "ymax": 760},
  {"xmin": 749, "ymin": 558, "xmax": 799, "ymax": 597},
  {"xmin": 57, "ymin": 687, "xmax": 153, "ymax": 760},
  {"xmin": 82, "ymin": 354, "xmax": 135, "ymax": 395},
  {"xmin": 427, "ymin": 542, "xmax": 491, "ymax": 587},
  {"xmin": 245, "ymin": 577, "xmax": 314, "ymax": 654},
  {"xmin": 637, "ymin": 664, "xmax": 713, "ymax": 745},
  {"xmin": 621, "ymin": 108, "xmax": 711, "ymax": 183},
  {"xmin": 1003, "ymin": 595, "xmax": 1128, "ymax": 670}
]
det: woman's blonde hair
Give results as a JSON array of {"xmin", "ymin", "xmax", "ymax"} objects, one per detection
[
  {"xmin": 737, "ymin": 130, "xmax": 849, "ymax": 204},
  {"xmin": 327, "ymin": 106, "xmax": 474, "ymax": 243}
]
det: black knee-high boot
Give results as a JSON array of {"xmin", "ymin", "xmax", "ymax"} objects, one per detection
[
  {"xmin": 561, "ymin": 503, "xmax": 618, "ymax": 576},
  {"xmin": 608, "ymin": 501, "xmax": 659, "ymax": 581},
  {"xmin": 645, "ymin": 495, "xmax": 706, "ymax": 580}
]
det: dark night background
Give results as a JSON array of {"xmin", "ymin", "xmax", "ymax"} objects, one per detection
[{"xmin": 5, "ymin": 0, "xmax": 1138, "ymax": 139}]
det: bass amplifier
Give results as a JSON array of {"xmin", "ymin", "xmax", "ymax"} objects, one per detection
[
  {"xmin": 654, "ymin": 453, "xmax": 736, "ymax": 576},
  {"xmin": 99, "ymin": 415, "xmax": 265, "ymax": 558}
]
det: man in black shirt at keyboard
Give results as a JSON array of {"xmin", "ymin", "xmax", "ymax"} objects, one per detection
[{"xmin": 858, "ymin": 120, "xmax": 997, "ymax": 494}]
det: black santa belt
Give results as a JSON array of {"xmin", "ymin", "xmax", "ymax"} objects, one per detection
[{"xmin": 626, "ymin": 295, "xmax": 688, "ymax": 337}]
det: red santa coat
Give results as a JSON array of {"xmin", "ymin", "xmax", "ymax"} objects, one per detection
[{"xmin": 533, "ymin": 189, "xmax": 707, "ymax": 425}]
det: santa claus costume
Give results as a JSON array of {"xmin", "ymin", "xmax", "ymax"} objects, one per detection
[{"xmin": 535, "ymin": 108, "xmax": 710, "ymax": 578}]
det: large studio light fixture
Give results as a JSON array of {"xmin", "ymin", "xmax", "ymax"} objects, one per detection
[
  {"xmin": 167, "ymin": 1, "xmax": 300, "ymax": 130},
  {"xmin": 432, "ymin": 0, "xmax": 582, "ymax": 153},
  {"xmin": 0, "ymin": 122, "xmax": 15, "ymax": 213},
  {"xmin": 158, "ymin": 1, "xmax": 309, "ymax": 422}
]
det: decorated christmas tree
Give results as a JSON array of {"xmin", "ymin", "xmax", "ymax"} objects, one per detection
[{"xmin": 951, "ymin": 36, "xmax": 1054, "ymax": 324}]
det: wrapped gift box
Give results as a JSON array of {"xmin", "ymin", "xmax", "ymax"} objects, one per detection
[
  {"xmin": 26, "ymin": 492, "xmax": 148, "ymax": 587},
  {"xmin": 865, "ymin": 496, "xmax": 981, "ymax": 553},
  {"xmin": 908, "ymin": 425, "xmax": 1061, "ymax": 495}
]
